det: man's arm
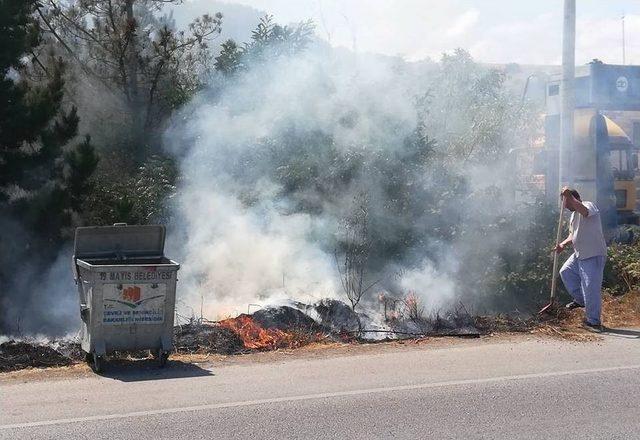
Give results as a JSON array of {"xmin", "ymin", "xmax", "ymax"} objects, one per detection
[
  {"xmin": 555, "ymin": 234, "xmax": 573, "ymax": 253},
  {"xmin": 561, "ymin": 187, "xmax": 589, "ymax": 217}
]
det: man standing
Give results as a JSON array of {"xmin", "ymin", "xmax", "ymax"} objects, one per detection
[{"xmin": 556, "ymin": 187, "xmax": 608, "ymax": 332}]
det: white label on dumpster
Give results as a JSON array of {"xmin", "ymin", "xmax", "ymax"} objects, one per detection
[{"xmin": 102, "ymin": 283, "xmax": 166, "ymax": 325}]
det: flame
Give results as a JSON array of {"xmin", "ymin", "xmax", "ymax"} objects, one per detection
[{"xmin": 218, "ymin": 315, "xmax": 315, "ymax": 350}]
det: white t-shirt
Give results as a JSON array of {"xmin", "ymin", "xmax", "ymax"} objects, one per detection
[{"xmin": 569, "ymin": 201, "xmax": 607, "ymax": 260}]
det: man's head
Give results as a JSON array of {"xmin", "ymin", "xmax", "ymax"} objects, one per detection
[
  {"xmin": 564, "ymin": 188, "xmax": 581, "ymax": 211},
  {"xmin": 568, "ymin": 188, "xmax": 581, "ymax": 200}
]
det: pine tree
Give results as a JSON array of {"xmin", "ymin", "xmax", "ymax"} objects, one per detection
[
  {"xmin": 38, "ymin": 0, "xmax": 223, "ymax": 162},
  {"xmin": 1, "ymin": 0, "xmax": 100, "ymax": 334},
  {"xmin": 0, "ymin": 0, "xmax": 98, "ymax": 240}
]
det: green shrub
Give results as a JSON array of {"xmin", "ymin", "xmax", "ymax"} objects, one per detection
[
  {"xmin": 83, "ymin": 155, "xmax": 177, "ymax": 226},
  {"xmin": 605, "ymin": 240, "xmax": 640, "ymax": 295}
]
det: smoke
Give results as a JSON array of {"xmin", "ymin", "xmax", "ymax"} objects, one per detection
[
  {"xmin": 165, "ymin": 42, "xmax": 545, "ymax": 320},
  {"xmin": 397, "ymin": 257, "xmax": 459, "ymax": 313},
  {"xmin": 0, "ymin": 22, "xmax": 548, "ymax": 336},
  {"xmin": 0, "ymin": 239, "xmax": 78, "ymax": 337},
  {"xmin": 171, "ymin": 189, "xmax": 337, "ymax": 317}
]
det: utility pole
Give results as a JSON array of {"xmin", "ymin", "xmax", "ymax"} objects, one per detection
[
  {"xmin": 622, "ymin": 13, "xmax": 626, "ymax": 65},
  {"xmin": 560, "ymin": 0, "xmax": 576, "ymax": 195}
]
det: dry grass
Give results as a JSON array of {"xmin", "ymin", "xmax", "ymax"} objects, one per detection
[
  {"xmin": 473, "ymin": 291, "xmax": 640, "ymax": 342},
  {"xmin": 3, "ymin": 292, "xmax": 639, "ymax": 373},
  {"xmin": 544, "ymin": 291, "xmax": 640, "ymax": 328},
  {"xmin": 534, "ymin": 291, "xmax": 640, "ymax": 341}
]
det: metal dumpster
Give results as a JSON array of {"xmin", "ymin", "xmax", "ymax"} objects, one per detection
[{"xmin": 73, "ymin": 223, "xmax": 180, "ymax": 372}]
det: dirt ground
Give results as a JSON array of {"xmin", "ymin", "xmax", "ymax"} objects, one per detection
[
  {"xmin": 535, "ymin": 290, "xmax": 640, "ymax": 341},
  {"xmin": 570, "ymin": 290, "xmax": 640, "ymax": 328}
]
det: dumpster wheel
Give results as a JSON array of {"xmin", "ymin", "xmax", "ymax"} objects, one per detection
[
  {"xmin": 156, "ymin": 349, "xmax": 169, "ymax": 368},
  {"xmin": 87, "ymin": 352, "xmax": 104, "ymax": 373}
]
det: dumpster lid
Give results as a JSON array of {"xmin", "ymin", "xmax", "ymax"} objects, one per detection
[{"xmin": 74, "ymin": 224, "xmax": 166, "ymax": 260}]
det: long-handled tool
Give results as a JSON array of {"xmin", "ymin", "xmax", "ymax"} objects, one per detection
[{"xmin": 539, "ymin": 196, "xmax": 566, "ymax": 315}]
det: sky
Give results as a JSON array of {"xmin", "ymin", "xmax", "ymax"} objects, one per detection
[{"xmin": 189, "ymin": 0, "xmax": 640, "ymax": 65}]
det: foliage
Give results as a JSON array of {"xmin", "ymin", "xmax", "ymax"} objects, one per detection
[
  {"xmin": 215, "ymin": 46, "xmax": 546, "ymax": 312},
  {"xmin": 22, "ymin": 0, "xmax": 220, "ymax": 236},
  {"xmin": 38, "ymin": 0, "xmax": 223, "ymax": 160},
  {"xmin": 0, "ymin": 0, "xmax": 98, "ymax": 241},
  {"xmin": 426, "ymin": 49, "xmax": 541, "ymax": 165},
  {"xmin": 605, "ymin": 240, "xmax": 640, "ymax": 295},
  {"xmin": 459, "ymin": 199, "xmax": 559, "ymax": 312},
  {"xmin": 215, "ymin": 15, "xmax": 314, "ymax": 75},
  {"xmin": 0, "ymin": 0, "xmax": 99, "ymax": 334},
  {"xmin": 84, "ymin": 154, "xmax": 177, "ymax": 225},
  {"xmin": 64, "ymin": 135, "xmax": 100, "ymax": 211}
]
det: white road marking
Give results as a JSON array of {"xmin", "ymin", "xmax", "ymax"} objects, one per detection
[{"xmin": 2, "ymin": 363, "xmax": 640, "ymax": 430}]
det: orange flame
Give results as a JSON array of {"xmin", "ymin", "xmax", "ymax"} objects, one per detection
[{"xmin": 218, "ymin": 315, "xmax": 315, "ymax": 350}]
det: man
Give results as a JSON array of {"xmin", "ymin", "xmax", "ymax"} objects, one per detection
[{"xmin": 556, "ymin": 187, "xmax": 607, "ymax": 332}]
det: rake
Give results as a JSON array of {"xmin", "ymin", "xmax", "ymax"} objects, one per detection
[{"xmin": 539, "ymin": 196, "xmax": 566, "ymax": 315}]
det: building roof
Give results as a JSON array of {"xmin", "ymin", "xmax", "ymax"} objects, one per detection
[{"xmin": 604, "ymin": 116, "xmax": 633, "ymax": 148}]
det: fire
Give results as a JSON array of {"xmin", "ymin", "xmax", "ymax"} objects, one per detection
[{"xmin": 218, "ymin": 315, "xmax": 313, "ymax": 350}]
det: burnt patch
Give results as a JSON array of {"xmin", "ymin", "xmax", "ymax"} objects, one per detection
[
  {"xmin": 174, "ymin": 323, "xmax": 245, "ymax": 355},
  {"xmin": 312, "ymin": 299, "xmax": 361, "ymax": 333},
  {"xmin": 252, "ymin": 306, "xmax": 321, "ymax": 332},
  {"xmin": 0, "ymin": 340, "xmax": 81, "ymax": 372}
]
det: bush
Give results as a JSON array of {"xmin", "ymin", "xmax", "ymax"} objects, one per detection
[
  {"xmin": 605, "ymin": 240, "xmax": 640, "ymax": 295},
  {"xmin": 454, "ymin": 198, "xmax": 559, "ymax": 313},
  {"xmin": 83, "ymin": 155, "xmax": 177, "ymax": 226}
]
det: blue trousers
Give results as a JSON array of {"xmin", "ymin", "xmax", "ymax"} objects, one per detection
[{"xmin": 559, "ymin": 254, "xmax": 606, "ymax": 325}]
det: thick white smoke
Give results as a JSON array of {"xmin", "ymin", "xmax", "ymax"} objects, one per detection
[
  {"xmin": 174, "ymin": 189, "xmax": 337, "ymax": 317},
  {"xmin": 164, "ymin": 47, "xmax": 461, "ymax": 319},
  {"xmin": 162, "ymin": 33, "xmax": 550, "ymax": 324}
]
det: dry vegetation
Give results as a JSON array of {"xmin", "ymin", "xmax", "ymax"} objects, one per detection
[{"xmin": 3, "ymin": 291, "xmax": 638, "ymax": 373}]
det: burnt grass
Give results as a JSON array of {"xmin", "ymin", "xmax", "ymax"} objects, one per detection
[
  {"xmin": 0, "ymin": 340, "xmax": 84, "ymax": 372},
  {"xmin": 252, "ymin": 305, "xmax": 321, "ymax": 332},
  {"xmin": 174, "ymin": 323, "xmax": 245, "ymax": 354},
  {"xmin": 0, "ymin": 302, "xmax": 574, "ymax": 373}
]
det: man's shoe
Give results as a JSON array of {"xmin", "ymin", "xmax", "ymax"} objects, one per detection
[
  {"xmin": 565, "ymin": 301, "xmax": 584, "ymax": 310},
  {"xmin": 582, "ymin": 319, "xmax": 603, "ymax": 333}
]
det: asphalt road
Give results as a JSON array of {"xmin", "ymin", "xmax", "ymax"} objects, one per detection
[{"xmin": 2, "ymin": 333, "xmax": 640, "ymax": 440}]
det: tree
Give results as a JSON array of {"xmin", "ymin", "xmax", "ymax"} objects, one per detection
[
  {"xmin": 26, "ymin": 0, "xmax": 223, "ymax": 233},
  {"xmin": 335, "ymin": 192, "xmax": 380, "ymax": 312},
  {"xmin": 215, "ymin": 15, "xmax": 314, "ymax": 76},
  {"xmin": 37, "ymin": 0, "xmax": 223, "ymax": 160},
  {"xmin": 0, "ymin": 0, "xmax": 99, "ymax": 335},
  {"xmin": 426, "ymin": 49, "xmax": 540, "ymax": 165},
  {"xmin": 83, "ymin": 154, "xmax": 176, "ymax": 226},
  {"xmin": 0, "ymin": 0, "xmax": 98, "ymax": 240}
]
